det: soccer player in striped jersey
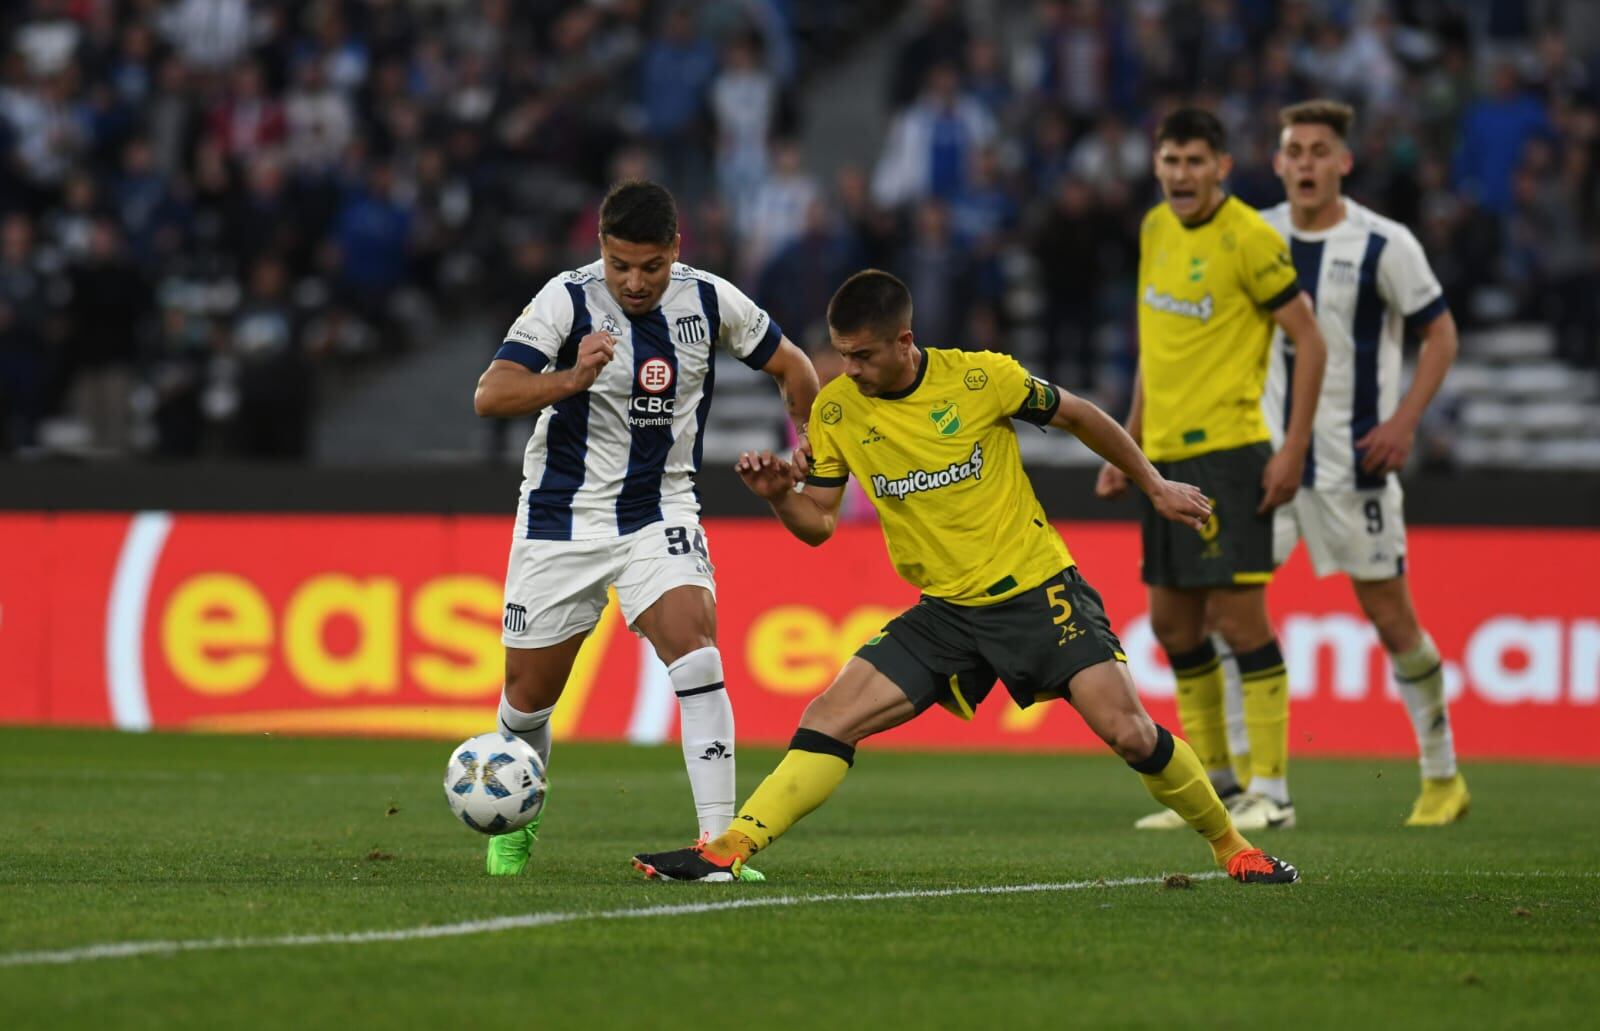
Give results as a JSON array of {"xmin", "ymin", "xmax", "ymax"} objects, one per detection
[
  {"xmin": 473, "ymin": 180, "xmax": 820, "ymax": 875},
  {"xmin": 1260, "ymin": 100, "xmax": 1468, "ymax": 825}
]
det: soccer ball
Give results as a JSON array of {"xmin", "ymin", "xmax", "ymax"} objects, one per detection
[{"xmin": 443, "ymin": 732, "xmax": 547, "ymax": 835}]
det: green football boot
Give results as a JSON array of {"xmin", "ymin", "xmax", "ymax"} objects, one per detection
[{"xmin": 486, "ymin": 790, "xmax": 546, "ymax": 876}]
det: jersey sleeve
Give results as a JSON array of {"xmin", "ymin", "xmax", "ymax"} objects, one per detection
[
  {"xmin": 710, "ymin": 274, "xmax": 784, "ymax": 370},
  {"xmin": 804, "ymin": 391, "xmax": 850, "ymax": 488},
  {"xmin": 494, "ymin": 277, "xmax": 576, "ymax": 372},
  {"xmin": 1238, "ymin": 217, "xmax": 1301, "ymax": 311},
  {"xmin": 978, "ymin": 351, "xmax": 1061, "ymax": 426},
  {"xmin": 1379, "ymin": 226, "xmax": 1449, "ymax": 332}
]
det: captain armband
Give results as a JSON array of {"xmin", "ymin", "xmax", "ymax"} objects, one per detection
[{"xmin": 1013, "ymin": 377, "xmax": 1062, "ymax": 426}]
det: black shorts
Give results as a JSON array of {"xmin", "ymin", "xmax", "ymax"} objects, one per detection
[
  {"xmin": 1141, "ymin": 442, "xmax": 1277, "ymax": 589},
  {"xmin": 855, "ymin": 567, "xmax": 1126, "ymax": 717}
]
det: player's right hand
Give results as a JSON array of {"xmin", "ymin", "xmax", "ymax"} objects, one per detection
[
  {"xmin": 1151, "ymin": 478, "xmax": 1211, "ymax": 531},
  {"xmin": 569, "ymin": 331, "xmax": 616, "ymax": 391},
  {"xmin": 735, "ymin": 449, "xmax": 801, "ymax": 500},
  {"xmin": 1094, "ymin": 462, "xmax": 1128, "ymax": 499}
]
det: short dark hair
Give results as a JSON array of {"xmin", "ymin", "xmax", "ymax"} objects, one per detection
[
  {"xmin": 1279, "ymin": 99, "xmax": 1355, "ymax": 140},
  {"xmin": 827, "ymin": 269, "xmax": 912, "ymax": 338},
  {"xmin": 1156, "ymin": 107, "xmax": 1228, "ymax": 154},
  {"xmin": 599, "ymin": 180, "xmax": 678, "ymax": 245}
]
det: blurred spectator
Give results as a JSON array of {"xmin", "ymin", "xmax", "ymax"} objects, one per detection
[
  {"xmin": 160, "ymin": 0, "xmax": 255, "ymax": 73},
  {"xmin": 963, "ymin": 36, "xmax": 1013, "ymax": 120},
  {"xmin": 1030, "ymin": 0, "xmax": 1110, "ymax": 124},
  {"xmin": 1453, "ymin": 61, "xmax": 1553, "ymax": 214},
  {"xmin": 757, "ymin": 198, "xmax": 865, "ymax": 350},
  {"xmin": 1030, "ymin": 177, "xmax": 1105, "ymax": 391},
  {"xmin": 737, "ymin": 137, "xmax": 820, "ymax": 283},
  {"xmin": 638, "ymin": 4, "xmax": 718, "ymax": 198},
  {"xmin": 285, "ymin": 57, "xmax": 353, "ymax": 176},
  {"xmin": 331, "ymin": 162, "xmax": 412, "ymax": 332},
  {"xmin": 711, "ymin": 33, "xmax": 778, "ymax": 216},
  {"xmin": 0, "ymin": 214, "xmax": 57, "ymax": 449},
  {"xmin": 228, "ymin": 256, "xmax": 311, "ymax": 458},
  {"xmin": 63, "ymin": 218, "xmax": 151, "ymax": 451},
  {"xmin": 889, "ymin": 0, "xmax": 970, "ymax": 110},
  {"xmin": 15, "ymin": 0, "xmax": 79, "ymax": 77},
  {"xmin": 893, "ymin": 199, "xmax": 973, "ymax": 346},
  {"xmin": 873, "ymin": 61, "xmax": 996, "ymax": 209},
  {"xmin": 1068, "ymin": 112, "xmax": 1148, "ymax": 190}
]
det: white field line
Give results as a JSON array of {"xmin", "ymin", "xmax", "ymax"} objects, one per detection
[
  {"xmin": 0, "ymin": 872, "xmax": 1223, "ymax": 968},
  {"xmin": 3, "ymin": 868, "xmax": 1594, "ymax": 970}
]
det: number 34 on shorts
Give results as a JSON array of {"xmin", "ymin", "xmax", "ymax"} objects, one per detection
[{"xmin": 500, "ymin": 520, "xmax": 718, "ymax": 648}]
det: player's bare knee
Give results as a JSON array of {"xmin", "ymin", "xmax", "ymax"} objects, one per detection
[
  {"xmin": 1105, "ymin": 712, "xmax": 1158, "ymax": 764},
  {"xmin": 503, "ymin": 653, "xmax": 567, "ymax": 712},
  {"xmin": 798, "ymin": 695, "xmax": 860, "ymax": 745},
  {"xmin": 1150, "ymin": 610, "xmax": 1205, "ymax": 654},
  {"xmin": 1354, "ymin": 580, "xmax": 1420, "ymax": 653},
  {"xmin": 1210, "ymin": 597, "xmax": 1273, "ymax": 653},
  {"xmin": 650, "ymin": 631, "xmax": 717, "ymax": 668}
]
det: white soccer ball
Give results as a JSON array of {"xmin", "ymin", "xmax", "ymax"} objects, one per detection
[{"xmin": 443, "ymin": 732, "xmax": 547, "ymax": 835}]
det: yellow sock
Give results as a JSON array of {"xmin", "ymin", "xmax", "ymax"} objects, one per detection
[
  {"xmin": 1229, "ymin": 752, "xmax": 1253, "ymax": 790},
  {"xmin": 1166, "ymin": 641, "xmax": 1230, "ymax": 776},
  {"xmin": 1131, "ymin": 730, "xmax": 1250, "ymax": 866},
  {"xmin": 1236, "ymin": 640, "xmax": 1289, "ymax": 787},
  {"xmin": 707, "ymin": 729, "xmax": 854, "ymax": 860}
]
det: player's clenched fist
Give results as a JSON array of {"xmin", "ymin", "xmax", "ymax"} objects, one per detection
[
  {"xmin": 570, "ymin": 331, "xmax": 616, "ymax": 391},
  {"xmin": 1094, "ymin": 462, "xmax": 1129, "ymax": 499},
  {"xmin": 735, "ymin": 449, "xmax": 801, "ymax": 500}
]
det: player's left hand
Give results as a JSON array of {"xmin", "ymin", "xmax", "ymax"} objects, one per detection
[
  {"xmin": 1151, "ymin": 479, "xmax": 1211, "ymax": 531},
  {"xmin": 1259, "ymin": 449, "xmax": 1305, "ymax": 513},
  {"xmin": 735, "ymin": 449, "xmax": 801, "ymax": 500},
  {"xmin": 1355, "ymin": 415, "xmax": 1416, "ymax": 475}
]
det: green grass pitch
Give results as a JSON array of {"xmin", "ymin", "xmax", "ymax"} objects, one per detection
[{"xmin": 2, "ymin": 727, "xmax": 1597, "ymax": 1030}]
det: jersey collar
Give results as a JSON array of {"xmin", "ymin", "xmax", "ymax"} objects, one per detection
[
  {"xmin": 1174, "ymin": 192, "xmax": 1231, "ymax": 231},
  {"xmin": 878, "ymin": 345, "xmax": 928, "ymax": 400},
  {"xmin": 1285, "ymin": 198, "xmax": 1351, "ymax": 241}
]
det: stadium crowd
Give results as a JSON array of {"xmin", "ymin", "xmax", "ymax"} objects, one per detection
[{"xmin": 0, "ymin": 0, "xmax": 1596, "ymax": 460}]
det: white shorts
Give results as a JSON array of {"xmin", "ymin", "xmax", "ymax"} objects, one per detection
[
  {"xmin": 501, "ymin": 519, "xmax": 717, "ymax": 648},
  {"xmin": 1273, "ymin": 480, "xmax": 1408, "ymax": 581}
]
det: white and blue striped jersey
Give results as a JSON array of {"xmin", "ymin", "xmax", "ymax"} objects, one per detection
[
  {"xmin": 1262, "ymin": 199, "xmax": 1448, "ymax": 491},
  {"xmin": 494, "ymin": 261, "xmax": 783, "ymax": 540}
]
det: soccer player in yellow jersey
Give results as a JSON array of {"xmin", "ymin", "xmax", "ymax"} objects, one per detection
[
  {"xmin": 1096, "ymin": 108, "xmax": 1329, "ymax": 833},
  {"xmin": 632, "ymin": 269, "xmax": 1300, "ymax": 885}
]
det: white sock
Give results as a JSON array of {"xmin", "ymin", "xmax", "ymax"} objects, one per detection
[
  {"xmin": 497, "ymin": 692, "xmax": 554, "ymax": 771},
  {"xmin": 1216, "ymin": 633, "xmax": 1251, "ymax": 763},
  {"xmin": 668, "ymin": 646, "xmax": 736, "ymax": 837},
  {"xmin": 1392, "ymin": 632, "xmax": 1456, "ymax": 779},
  {"xmin": 1250, "ymin": 775, "xmax": 1290, "ymax": 805}
]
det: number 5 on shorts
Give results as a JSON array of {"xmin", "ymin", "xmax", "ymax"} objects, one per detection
[{"xmin": 1047, "ymin": 584, "xmax": 1073, "ymax": 623}]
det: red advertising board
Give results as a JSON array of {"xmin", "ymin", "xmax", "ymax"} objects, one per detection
[{"xmin": 0, "ymin": 512, "xmax": 1595, "ymax": 761}]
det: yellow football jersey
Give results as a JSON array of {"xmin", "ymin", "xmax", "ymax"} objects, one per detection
[
  {"xmin": 1137, "ymin": 195, "xmax": 1301, "ymax": 461},
  {"xmin": 806, "ymin": 348, "xmax": 1073, "ymax": 605}
]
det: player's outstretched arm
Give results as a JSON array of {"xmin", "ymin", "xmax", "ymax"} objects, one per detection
[
  {"xmin": 759, "ymin": 336, "xmax": 822, "ymax": 475},
  {"xmin": 1054, "ymin": 390, "xmax": 1210, "ymax": 531},
  {"xmin": 1095, "ymin": 367, "xmax": 1143, "ymax": 499},
  {"xmin": 1356, "ymin": 309, "xmax": 1458, "ymax": 474},
  {"xmin": 1261, "ymin": 293, "xmax": 1327, "ymax": 511},
  {"xmin": 472, "ymin": 331, "xmax": 616, "ymax": 418},
  {"xmin": 736, "ymin": 450, "xmax": 845, "ymax": 546}
]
